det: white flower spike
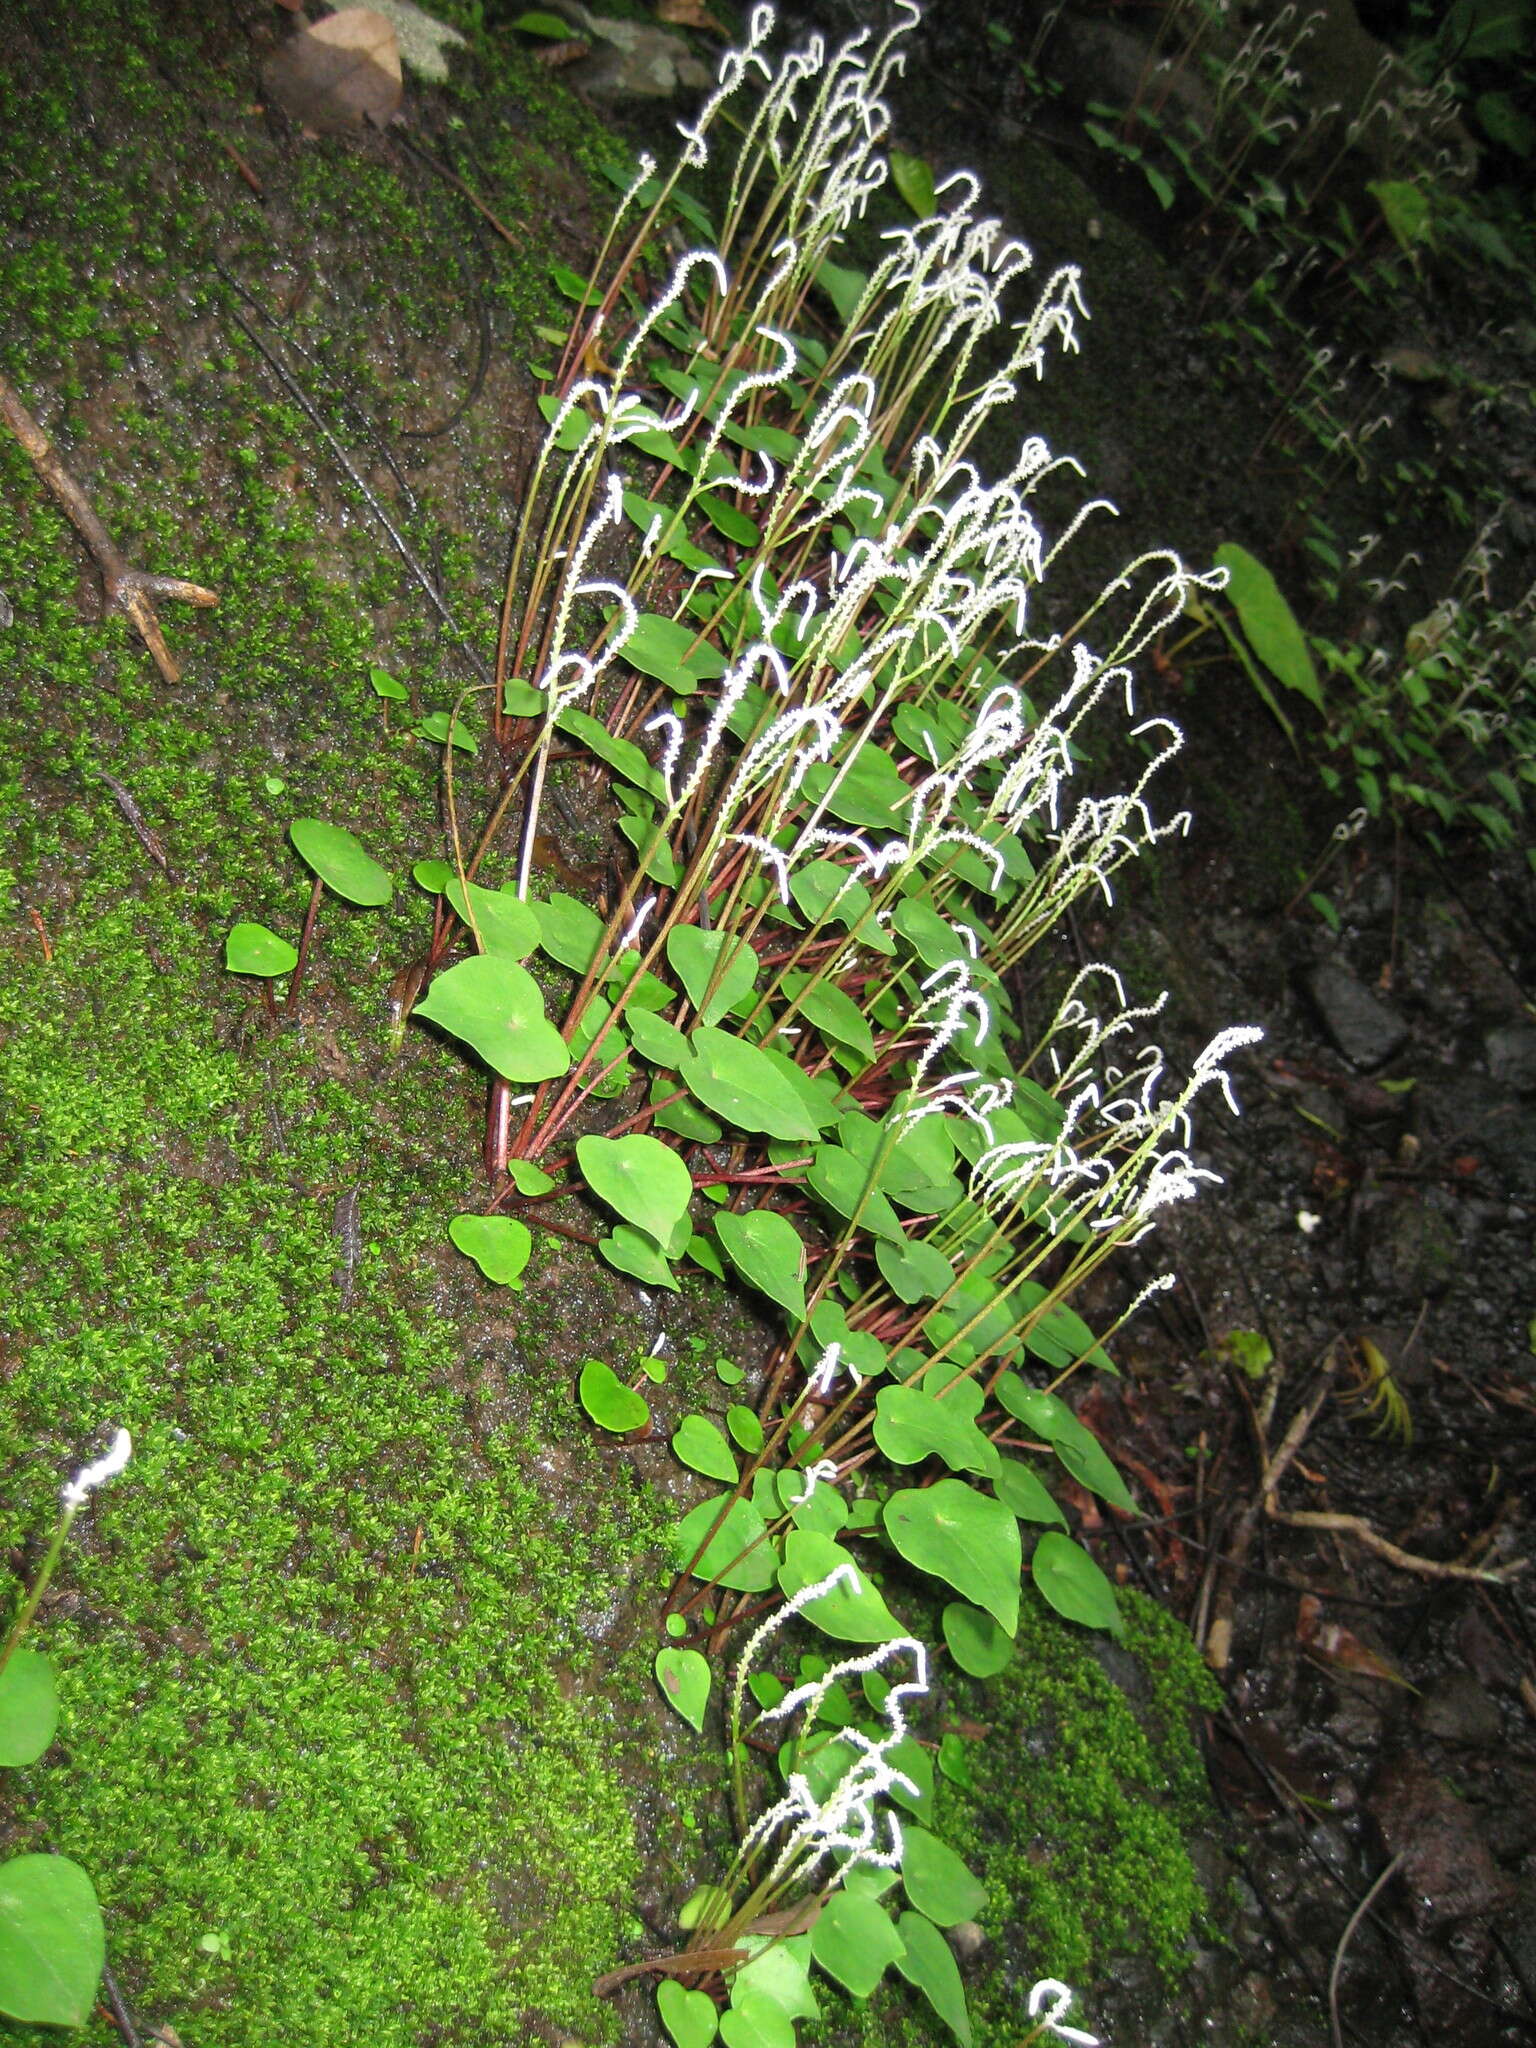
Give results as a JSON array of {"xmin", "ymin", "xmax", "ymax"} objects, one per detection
[{"xmin": 62, "ymin": 1428, "xmax": 132, "ymax": 1512}]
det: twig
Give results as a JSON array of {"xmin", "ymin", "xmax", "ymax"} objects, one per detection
[
  {"xmin": 1267, "ymin": 1507, "xmax": 1525, "ymax": 1583},
  {"xmin": 99, "ymin": 1963, "xmax": 143, "ymax": 2048},
  {"xmin": 1328, "ymin": 1852, "xmax": 1404, "ymax": 2048},
  {"xmin": 0, "ymin": 372, "xmax": 218, "ymax": 683},
  {"xmin": 92, "ymin": 768, "xmax": 172, "ymax": 874}
]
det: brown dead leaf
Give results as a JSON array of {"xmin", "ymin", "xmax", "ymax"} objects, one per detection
[
  {"xmin": 533, "ymin": 36, "xmax": 591, "ymax": 67},
  {"xmin": 1297, "ymin": 1593, "xmax": 1416, "ymax": 1688},
  {"xmin": 657, "ymin": 0, "xmax": 729, "ymax": 31},
  {"xmin": 262, "ymin": 9, "xmax": 404, "ymax": 132}
]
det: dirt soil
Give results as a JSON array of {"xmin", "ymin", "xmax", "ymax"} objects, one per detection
[{"xmin": 3, "ymin": 1, "xmax": 1535, "ymax": 2046}]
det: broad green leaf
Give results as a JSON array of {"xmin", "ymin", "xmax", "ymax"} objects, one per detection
[
  {"xmin": 289, "ymin": 818, "xmax": 394, "ymax": 906},
  {"xmin": 733, "ymin": 1933, "xmax": 819, "ymax": 2023},
  {"xmin": 1367, "ymin": 178, "xmax": 1434, "ymax": 253},
  {"xmin": 658, "ymin": 1979, "xmax": 718, "ymax": 2048},
  {"xmin": 627, "ymin": 1008, "xmax": 690, "ymax": 1069},
  {"xmin": 224, "ymin": 923, "xmax": 297, "ymax": 977},
  {"xmin": 508, "ymin": 1159, "xmax": 555, "ymax": 1197},
  {"xmin": 537, "ymin": 391, "xmax": 594, "ymax": 451},
  {"xmin": 653, "ymin": 1079, "xmax": 725, "ymax": 1143},
  {"xmin": 550, "ymin": 260, "xmax": 601, "ymax": 303},
  {"xmin": 672, "ymin": 1415, "xmax": 738, "ymax": 1485},
  {"xmin": 654, "ymin": 1647, "xmax": 711, "ymax": 1733},
  {"xmin": 1214, "ymin": 544, "xmax": 1323, "ymax": 711},
  {"xmin": 598, "ymin": 1225, "xmax": 679, "ymax": 1292},
  {"xmin": 901, "ymin": 1826, "xmax": 987, "ymax": 1927},
  {"xmin": 0, "ymin": 1652, "xmax": 58, "ymax": 1767},
  {"xmin": 807, "ymin": 1144, "xmax": 906, "ymax": 1245},
  {"xmin": 992, "ymin": 1380, "xmax": 1133, "ymax": 1510},
  {"xmin": 875, "ymin": 1235, "xmax": 953, "ymax": 1304},
  {"xmin": 667, "ymin": 928, "xmax": 758, "ymax": 1026},
  {"xmin": 753, "ymin": 1043, "xmax": 844, "ymax": 1132},
  {"xmin": 894, "ymin": 1911, "xmax": 973, "ymax": 2047},
  {"xmin": 368, "ymin": 663, "xmax": 409, "ymax": 701},
  {"xmin": 673, "ymin": 1495, "xmax": 777, "ymax": 1593},
  {"xmin": 800, "ymin": 747, "xmax": 910, "ymax": 830},
  {"xmin": 991, "ymin": 1458, "xmax": 1066, "ymax": 1528},
  {"xmin": 813, "ymin": 257, "xmax": 869, "ymax": 325},
  {"xmin": 777, "ymin": 1467, "xmax": 849, "ymax": 1537},
  {"xmin": 941, "ymin": 1602, "xmax": 1014, "ymax": 1679},
  {"xmin": 448, "ymin": 1214, "xmax": 532, "ymax": 1290},
  {"xmin": 873, "ymin": 1385, "xmax": 1000, "ymax": 1479},
  {"xmin": 777, "ymin": 1531, "xmax": 905, "ymax": 1644},
  {"xmin": 514, "ymin": 9, "xmax": 579, "ymax": 35},
  {"xmin": 621, "ymin": 613, "xmax": 728, "ymax": 687},
  {"xmin": 0, "ymin": 1854, "xmax": 104, "ymax": 2027},
  {"xmin": 698, "ymin": 493, "xmax": 761, "ymax": 548},
  {"xmin": 789, "ymin": 860, "xmax": 871, "ymax": 930},
  {"xmin": 884, "ymin": 1479, "xmax": 1020, "ymax": 1634},
  {"xmin": 415, "ymin": 956, "xmax": 571, "ymax": 1082},
  {"xmin": 443, "ymin": 878, "xmax": 540, "ymax": 959},
  {"xmin": 782, "ymin": 972, "xmax": 875, "ymax": 1062},
  {"xmin": 557, "ymin": 706, "xmax": 670, "ymax": 798},
  {"xmin": 680, "ymin": 1028, "xmax": 820, "ymax": 1141},
  {"xmin": 727, "ymin": 1405, "xmax": 765, "ymax": 1454},
  {"xmin": 809, "ymin": 1888, "xmax": 903, "ymax": 1998},
  {"xmin": 578, "ymin": 1358, "xmax": 649, "ymax": 1434},
  {"xmin": 415, "ymin": 709, "xmax": 477, "ymax": 755},
  {"xmin": 502, "ymin": 677, "xmax": 546, "ymax": 716},
  {"xmin": 720, "ymin": 1990, "xmax": 794, "ymax": 2048},
  {"xmin": 1031, "ymin": 1531, "xmax": 1123, "ymax": 1634},
  {"xmin": 892, "ymin": 897, "xmax": 967, "ymax": 970},
  {"xmin": 577, "ymin": 1133, "xmax": 694, "ymax": 1244},
  {"xmin": 715, "ymin": 1208, "xmax": 808, "ymax": 1320},
  {"xmin": 533, "ymin": 892, "xmax": 606, "ymax": 973},
  {"xmin": 889, "ymin": 149, "xmax": 936, "ymax": 217}
]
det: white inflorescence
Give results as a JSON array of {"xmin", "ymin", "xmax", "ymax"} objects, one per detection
[{"xmin": 61, "ymin": 1428, "xmax": 132, "ymax": 1512}]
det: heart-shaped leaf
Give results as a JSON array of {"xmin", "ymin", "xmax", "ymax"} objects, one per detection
[
  {"xmin": 447, "ymin": 1214, "xmax": 532, "ymax": 1290},
  {"xmin": 0, "ymin": 1854, "xmax": 104, "ymax": 2027},
  {"xmin": 884, "ymin": 1480, "xmax": 1020, "ymax": 1634},
  {"xmin": 991, "ymin": 1458, "xmax": 1066, "ymax": 1528},
  {"xmin": 901, "ymin": 1826, "xmax": 987, "ymax": 1926},
  {"xmin": 654, "ymin": 1647, "xmax": 711, "ymax": 1733},
  {"xmin": 781, "ymin": 972, "xmax": 875, "ymax": 1062},
  {"xmin": 224, "ymin": 923, "xmax": 298, "ymax": 978},
  {"xmin": 578, "ymin": 1359, "xmax": 649, "ymax": 1434},
  {"xmin": 414, "ymin": 955, "xmax": 571, "ymax": 1082},
  {"xmin": 720, "ymin": 1988, "xmax": 794, "ymax": 2048},
  {"xmin": 874, "ymin": 1234, "xmax": 953, "ymax": 1304},
  {"xmin": 941, "ymin": 1601, "xmax": 1014, "ymax": 1679},
  {"xmin": 714, "ymin": 1209, "xmax": 808, "ymax": 1320},
  {"xmin": 672, "ymin": 1415, "xmax": 738, "ymax": 1485},
  {"xmin": 809, "ymin": 1887, "xmax": 903, "ymax": 1998},
  {"xmin": 667, "ymin": 928, "xmax": 758, "ymax": 1025},
  {"xmin": 1031, "ymin": 1531, "xmax": 1123, "ymax": 1635},
  {"xmin": 289, "ymin": 819, "xmax": 393, "ymax": 906},
  {"xmin": 672, "ymin": 1494, "xmax": 776, "ymax": 1592},
  {"xmin": 657, "ymin": 1979, "xmax": 719, "ymax": 2048},
  {"xmin": 679, "ymin": 1028, "xmax": 820, "ymax": 1141},
  {"xmin": 0, "ymin": 1651, "xmax": 58, "ymax": 1767},
  {"xmin": 443, "ymin": 878, "xmax": 540, "ymax": 960},
  {"xmin": 777, "ymin": 1532, "xmax": 904, "ymax": 1644},
  {"xmin": 893, "ymin": 1911, "xmax": 973, "ymax": 2046},
  {"xmin": 577, "ymin": 1134, "xmax": 694, "ymax": 1245},
  {"xmin": 628, "ymin": 1008, "xmax": 690, "ymax": 1069},
  {"xmin": 873, "ymin": 1385, "xmax": 1000, "ymax": 1479},
  {"xmin": 598, "ymin": 1225, "xmax": 679, "ymax": 1292},
  {"xmin": 533, "ymin": 892, "xmax": 606, "ymax": 973}
]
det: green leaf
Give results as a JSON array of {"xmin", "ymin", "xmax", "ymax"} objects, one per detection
[
  {"xmin": 813, "ymin": 258, "xmax": 868, "ymax": 326},
  {"xmin": 508, "ymin": 1159, "xmax": 556, "ymax": 1197},
  {"xmin": 598, "ymin": 1225, "xmax": 679, "ymax": 1292},
  {"xmin": 782, "ymin": 972, "xmax": 875, "ymax": 1062},
  {"xmin": 1367, "ymin": 178, "xmax": 1434, "ymax": 254},
  {"xmin": 777, "ymin": 1531, "xmax": 905, "ymax": 1644},
  {"xmin": 809, "ymin": 1888, "xmax": 903, "ymax": 1998},
  {"xmin": 448, "ymin": 1214, "xmax": 532, "ymax": 1289},
  {"xmin": 680, "ymin": 1028, "xmax": 820, "ymax": 1141},
  {"xmin": 224, "ymin": 922, "xmax": 298, "ymax": 978},
  {"xmin": 673, "ymin": 1495, "xmax": 777, "ymax": 1592},
  {"xmin": 720, "ymin": 1991, "xmax": 794, "ymax": 2048},
  {"xmin": 733, "ymin": 1934, "xmax": 819, "ymax": 2023},
  {"xmin": 577, "ymin": 1134, "xmax": 694, "ymax": 1244},
  {"xmin": 578, "ymin": 1358, "xmax": 649, "ymax": 1434},
  {"xmin": 550, "ymin": 260, "xmax": 601, "ymax": 304},
  {"xmin": 621, "ymin": 613, "xmax": 728, "ymax": 688},
  {"xmin": 658, "ymin": 1980, "xmax": 719, "ymax": 2048},
  {"xmin": 557, "ymin": 706, "xmax": 670, "ymax": 798},
  {"xmin": 0, "ymin": 1854, "xmax": 104, "ymax": 2027},
  {"xmin": 875, "ymin": 1235, "xmax": 953, "ymax": 1304},
  {"xmin": 416, "ymin": 709, "xmax": 477, "ymax": 755},
  {"xmin": 789, "ymin": 860, "xmax": 872, "ymax": 931},
  {"xmin": 941, "ymin": 1601, "xmax": 1014, "ymax": 1679},
  {"xmin": 414, "ymin": 955, "xmax": 572, "ymax": 1082},
  {"xmin": 806, "ymin": 1144, "xmax": 906, "ymax": 1245},
  {"xmin": 889, "ymin": 148, "xmax": 936, "ymax": 217},
  {"xmin": 289, "ymin": 819, "xmax": 393, "ymax": 906},
  {"xmin": 884, "ymin": 1480, "xmax": 1020, "ymax": 1634},
  {"xmin": 513, "ymin": 9, "xmax": 578, "ymax": 35},
  {"xmin": 894, "ymin": 1912, "xmax": 973, "ymax": 2046},
  {"xmin": 672, "ymin": 1415, "xmax": 739, "ymax": 1485},
  {"xmin": 991, "ymin": 1458, "xmax": 1066, "ymax": 1528},
  {"xmin": 627, "ymin": 1008, "xmax": 690, "ymax": 1069},
  {"xmin": 1214, "ymin": 544, "xmax": 1323, "ymax": 711},
  {"xmin": 654, "ymin": 1647, "xmax": 711, "ymax": 1734},
  {"xmin": 901, "ymin": 1826, "xmax": 987, "ymax": 1927},
  {"xmin": 800, "ymin": 747, "xmax": 910, "ymax": 831},
  {"xmin": 727, "ymin": 1405, "xmax": 765, "ymax": 1454},
  {"xmin": 533, "ymin": 892, "xmax": 606, "ymax": 973},
  {"xmin": 0, "ymin": 1652, "xmax": 58, "ymax": 1767},
  {"xmin": 993, "ymin": 1381, "xmax": 1133, "ymax": 1511},
  {"xmin": 698, "ymin": 494, "xmax": 761, "ymax": 548},
  {"xmin": 537, "ymin": 392, "xmax": 593, "ymax": 451},
  {"xmin": 443, "ymin": 878, "xmax": 541, "ymax": 959},
  {"xmin": 368, "ymin": 663, "xmax": 409, "ymax": 701},
  {"xmin": 1031, "ymin": 1531, "xmax": 1123, "ymax": 1634},
  {"xmin": 714, "ymin": 1208, "xmax": 808, "ymax": 1320},
  {"xmin": 667, "ymin": 928, "xmax": 759, "ymax": 1026},
  {"xmin": 873, "ymin": 1385, "xmax": 1000, "ymax": 1479}
]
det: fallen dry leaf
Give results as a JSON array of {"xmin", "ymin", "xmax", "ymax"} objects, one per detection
[
  {"xmin": 1297, "ymin": 1593, "xmax": 1415, "ymax": 1688},
  {"xmin": 656, "ymin": 0, "xmax": 729, "ymax": 33},
  {"xmin": 262, "ymin": 9, "xmax": 404, "ymax": 132},
  {"xmin": 533, "ymin": 36, "xmax": 592, "ymax": 67}
]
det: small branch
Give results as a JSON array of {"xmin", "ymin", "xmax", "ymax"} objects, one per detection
[
  {"xmin": 0, "ymin": 372, "xmax": 217, "ymax": 684},
  {"xmin": 1268, "ymin": 1507, "xmax": 1525, "ymax": 1584},
  {"xmin": 1329, "ymin": 1852, "xmax": 1404, "ymax": 2048}
]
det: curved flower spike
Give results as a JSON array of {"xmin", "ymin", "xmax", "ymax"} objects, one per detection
[
  {"xmin": 62, "ymin": 1428, "xmax": 132, "ymax": 1512},
  {"xmin": 1027, "ymin": 1979, "xmax": 1101, "ymax": 2048}
]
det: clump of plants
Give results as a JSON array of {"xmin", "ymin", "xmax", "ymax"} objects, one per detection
[{"xmin": 228, "ymin": 5, "xmax": 1259, "ymax": 2038}]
